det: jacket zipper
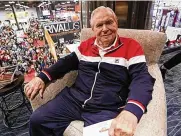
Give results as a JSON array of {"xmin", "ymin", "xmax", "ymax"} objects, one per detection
[
  {"xmin": 82, "ymin": 43, "xmax": 123, "ymax": 108},
  {"xmin": 82, "ymin": 58, "xmax": 102, "ymax": 108}
]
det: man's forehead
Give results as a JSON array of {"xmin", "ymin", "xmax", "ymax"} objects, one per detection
[
  {"xmin": 94, "ymin": 9, "xmax": 113, "ymax": 17},
  {"xmin": 94, "ymin": 17, "xmax": 114, "ymax": 24},
  {"xmin": 93, "ymin": 11, "xmax": 114, "ymax": 21}
]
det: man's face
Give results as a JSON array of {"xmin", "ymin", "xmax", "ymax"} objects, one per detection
[{"xmin": 92, "ymin": 9, "xmax": 118, "ymax": 48}]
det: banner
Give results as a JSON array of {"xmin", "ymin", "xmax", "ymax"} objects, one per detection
[
  {"xmin": 43, "ymin": 21, "xmax": 81, "ymax": 43},
  {"xmin": 43, "ymin": 21, "xmax": 81, "ymax": 58},
  {"xmin": 43, "ymin": 21, "xmax": 80, "ymax": 35},
  {"xmin": 166, "ymin": 26, "xmax": 181, "ymax": 40},
  {"xmin": 6, "ymin": 11, "xmax": 29, "ymax": 20},
  {"xmin": 44, "ymin": 29, "xmax": 58, "ymax": 62}
]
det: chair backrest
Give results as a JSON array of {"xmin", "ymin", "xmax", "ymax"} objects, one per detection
[{"xmin": 80, "ymin": 28, "xmax": 167, "ymax": 65}]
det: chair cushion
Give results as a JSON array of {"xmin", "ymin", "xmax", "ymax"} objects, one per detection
[{"xmin": 64, "ymin": 121, "xmax": 84, "ymax": 136}]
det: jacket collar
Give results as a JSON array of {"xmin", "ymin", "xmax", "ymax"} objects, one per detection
[{"xmin": 91, "ymin": 34, "xmax": 123, "ymax": 52}]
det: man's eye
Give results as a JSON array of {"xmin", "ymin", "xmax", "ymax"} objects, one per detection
[
  {"xmin": 96, "ymin": 24, "xmax": 103, "ymax": 28},
  {"xmin": 106, "ymin": 20, "xmax": 113, "ymax": 25}
]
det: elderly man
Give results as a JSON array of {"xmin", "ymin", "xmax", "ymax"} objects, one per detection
[{"xmin": 25, "ymin": 6, "xmax": 155, "ymax": 136}]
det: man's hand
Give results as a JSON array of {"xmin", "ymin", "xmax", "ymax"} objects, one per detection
[
  {"xmin": 109, "ymin": 110, "xmax": 138, "ymax": 136},
  {"xmin": 24, "ymin": 77, "xmax": 45, "ymax": 100}
]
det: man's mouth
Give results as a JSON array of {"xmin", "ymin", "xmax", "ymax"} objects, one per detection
[{"xmin": 102, "ymin": 34, "xmax": 110, "ymax": 37}]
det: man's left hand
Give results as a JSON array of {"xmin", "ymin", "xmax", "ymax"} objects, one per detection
[{"xmin": 108, "ymin": 110, "xmax": 138, "ymax": 136}]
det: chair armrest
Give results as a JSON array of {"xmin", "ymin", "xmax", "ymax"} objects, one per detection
[
  {"xmin": 134, "ymin": 64, "xmax": 167, "ymax": 136},
  {"xmin": 29, "ymin": 71, "xmax": 78, "ymax": 111}
]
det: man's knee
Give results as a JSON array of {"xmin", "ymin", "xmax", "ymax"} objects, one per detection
[
  {"xmin": 30, "ymin": 110, "xmax": 44, "ymax": 127},
  {"xmin": 29, "ymin": 109, "xmax": 54, "ymax": 136}
]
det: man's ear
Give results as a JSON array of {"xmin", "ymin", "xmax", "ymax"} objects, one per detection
[
  {"xmin": 91, "ymin": 26, "xmax": 94, "ymax": 31},
  {"xmin": 90, "ymin": 19, "xmax": 94, "ymax": 31}
]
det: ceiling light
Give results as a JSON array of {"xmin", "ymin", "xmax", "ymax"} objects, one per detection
[
  {"xmin": 38, "ymin": 2, "xmax": 46, "ymax": 7},
  {"xmin": 67, "ymin": 2, "xmax": 70, "ymax": 3},
  {"xmin": 5, "ymin": 5, "xmax": 10, "ymax": 7},
  {"xmin": 5, "ymin": 8, "xmax": 12, "ymax": 10},
  {"xmin": 24, "ymin": 6, "xmax": 29, "ymax": 8},
  {"xmin": 9, "ymin": 1, "xmax": 15, "ymax": 4},
  {"xmin": 46, "ymin": 2, "xmax": 51, "ymax": 5}
]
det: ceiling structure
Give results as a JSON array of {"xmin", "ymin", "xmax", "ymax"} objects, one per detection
[{"xmin": 0, "ymin": 1, "xmax": 79, "ymax": 9}]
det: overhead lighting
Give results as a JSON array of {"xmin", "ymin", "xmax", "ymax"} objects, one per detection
[
  {"xmin": 5, "ymin": 5, "xmax": 10, "ymax": 7},
  {"xmin": 61, "ymin": 2, "xmax": 65, "ymax": 4},
  {"xmin": 67, "ymin": 1, "xmax": 70, "ymax": 3},
  {"xmin": 46, "ymin": 2, "xmax": 51, "ymax": 5},
  {"xmin": 9, "ymin": 1, "xmax": 15, "ymax": 4},
  {"xmin": 5, "ymin": 8, "xmax": 12, "ymax": 11},
  {"xmin": 24, "ymin": 6, "xmax": 29, "ymax": 9},
  {"xmin": 16, "ymin": 3, "xmax": 20, "ymax": 6},
  {"xmin": 38, "ymin": 2, "xmax": 46, "ymax": 7}
]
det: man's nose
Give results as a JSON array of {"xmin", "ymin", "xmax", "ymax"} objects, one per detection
[{"xmin": 102, "ymin": 24, "xmax": 109, "ymax": 31}]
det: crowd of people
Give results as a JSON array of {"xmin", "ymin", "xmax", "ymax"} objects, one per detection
[{"xmin": 0, "ymin": 18, "xmax": 57, "ymax": 76}]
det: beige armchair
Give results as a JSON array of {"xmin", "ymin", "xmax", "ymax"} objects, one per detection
[{"xmin": 29, "ymin": 28, "xmax": 167, "ymax": 136}]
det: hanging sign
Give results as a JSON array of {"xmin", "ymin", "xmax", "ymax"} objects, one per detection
[
  {"xmin": 43, "ymin": 21, "xmax": 81, "ymax": 44},
  {"xmin": 43, "ymin": 21, "xmax": 81, "ymax": 36}
]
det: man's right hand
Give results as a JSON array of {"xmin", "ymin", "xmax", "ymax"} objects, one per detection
[{"xmin": 24, "ymin": 77, "xmax": 45, "ymax": 100}]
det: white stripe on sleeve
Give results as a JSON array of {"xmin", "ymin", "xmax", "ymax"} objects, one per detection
[{"xmin": 128, "ymin": 55, "xmax": 146, "ymax": 67}]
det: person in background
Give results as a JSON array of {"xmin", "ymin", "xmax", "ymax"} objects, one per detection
[
  {"xmin": 25, "ymin": 6, "xmax": 155, "ymax": 136},
  {"xmin": 160, "ymin": 52, "xmax": 181, "ymax": 79},
  {"xmin": 0, "ymin": 20, "xmax": 3, "ymax": 31}
]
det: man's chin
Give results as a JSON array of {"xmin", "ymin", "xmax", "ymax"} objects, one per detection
[
  {"xmin": 101, "ymin": 41, "xmax": 113, "ymax": 47},
  {"xmin": 101, "ymin": 39, "xmax": 112, "ymax": 44}
]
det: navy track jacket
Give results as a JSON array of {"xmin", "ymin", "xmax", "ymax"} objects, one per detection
[{"xmin": 38, "ymin": 36, "xmax": 155, "ymax": 121}]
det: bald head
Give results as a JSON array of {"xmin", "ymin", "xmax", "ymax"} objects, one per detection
[{"xmin": 90, "ymin": 6, "xmax": 118, "ymax": 28}]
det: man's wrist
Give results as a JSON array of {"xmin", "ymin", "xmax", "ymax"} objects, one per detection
[
  {"xmin": 124, "ymin": 102, "xmax": 145, "ymax": 122},
  {"xmin": 37, "ymin": 70, "xmax": 51, "ymax": 84}
]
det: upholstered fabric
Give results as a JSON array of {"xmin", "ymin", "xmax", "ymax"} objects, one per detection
[{"xmin": 29, "ymin": 28, "xmax": 167, "ymax": 136}]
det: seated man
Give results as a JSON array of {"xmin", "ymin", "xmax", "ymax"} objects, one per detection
[{"xmin": 25, "ymin": 6, "xmax": 155, "ymax": 136}]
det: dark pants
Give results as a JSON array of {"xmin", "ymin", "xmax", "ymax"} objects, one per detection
[
  {"xmin": 29, "ymin": 87, "xmax": 119, "ymax": 136},
  {"xmin": 164, "ymin": 52, "xmax": 181, "ymax": 70}
]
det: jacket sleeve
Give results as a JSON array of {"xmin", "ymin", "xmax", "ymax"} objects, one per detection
[
  {"xmin": 38, "ymin": 52, "xmax": 79, "ymax": 84},
  {"xmin": 124, "ymin": 39, "xmax": 156, "ymax": 122}
]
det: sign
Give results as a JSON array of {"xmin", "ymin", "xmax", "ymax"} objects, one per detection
[
  {"xmin": 16, "ymin": 29, "xmax": 25, "ymax": 38},
  {"xmin": 16, "ymin": 29, "xmax": 25, "ymax": 42},
  {"xmin": 43, "ymin": 21, "xmax": 81, "ymax": 45},
  {"xmin": 43, "ymin": 21, "xmax": 81, "ymax": 36},
  {"xmin": 166, "ymin": 26, "xmax": 181, "ymax": 40},
  {"xmin": 6, "ymin": 11, "xmax": 29, "ymax": 20},
  {"xmin": 42, "ymin": 10, "xmax": 50, "ymax": 16}
]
